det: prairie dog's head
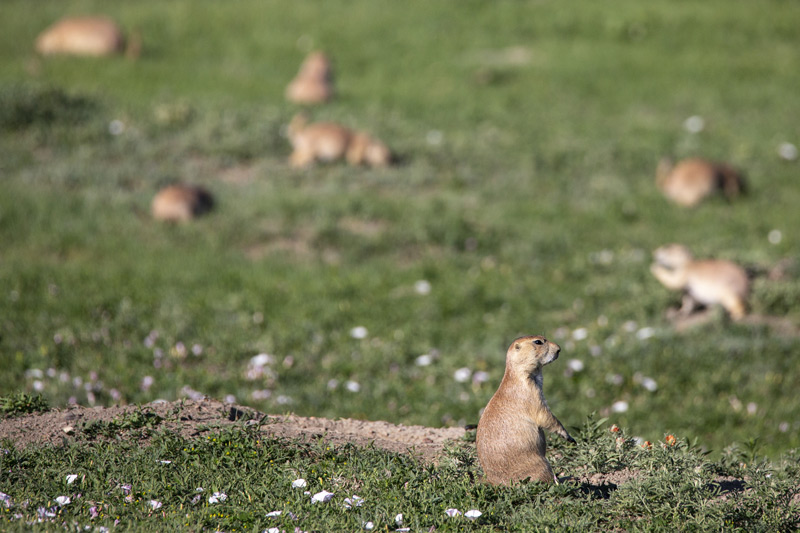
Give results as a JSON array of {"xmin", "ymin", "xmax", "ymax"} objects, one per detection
[
  {"xmin": 298, "ymin": 51, "xmax": 332, "ymax": 81},
  {"xmin": 347, "ymin": 132, "xmax": 392, "ymax": 167},
  {"xmin": 653, "ymin": 243, "xmax": 694, "ymax": 270},
  {"xmin": 506, "ymin": 335, "xmax": 561, "ymax": 375}
]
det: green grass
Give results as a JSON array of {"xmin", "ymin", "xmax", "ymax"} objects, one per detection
[
  {"xmin": 0, "ymin": 0, "xmax": 799, "ymax": 512},
  {"xmin": 1, "ymin": 416, "xmax": 798, "ymax": 531}
]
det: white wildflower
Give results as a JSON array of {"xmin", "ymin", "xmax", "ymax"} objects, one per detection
[
  {"xmin": 567, "ymin": 359, "xmax": 584, "ymax": 372},
  {"xmin": 768, "ymin": 229, "xmax": 782, "ymax": 245},
  {"xmin": 611, "ymin": 400, "xmax": 629, "ymax": 413},
  {"xmin": 778, "ymin": 142, "xmax": 798, "ymax": 161},
  {"xmin": 65, "ymin": 474, "xmax": 78, "ymax": 485},
  {"xmin": 148, "ymin": 500, "xmax": 162, "ymax": 510},
  {"xmin": 345, "ymin": 380, "xmax": 361, "ymax": 393},
  {"xmin": 641, "ymin": 377, "xmax": 658, "ymax": 392},
  {"xmin": 465, "ymin": 509, "xmax": 482, "ymax": 520},
  {"xmin": 453, "ymin": 367, "xmax": 472, "ymax": 383},
  {"xmin": 208, "ymin": 492, "xmax": 227, "ymax": 504},
  {"xmin": 344, "ymin": 495, "xmax": 363, "ymax": 509},
  {"xmin": 350, "ymin": 326, "xmax": 368, "ymax": 339},
  {"xmin": 414, "ymin": 280, "xmax": 432, "ymax": 295},
  {"xmin": 266, "ymin": 510, "xmax": 282, "ymax": 517},
  {"xmin": 415, "ymin": 354, "xmax": 433, "ymax": 366},
  {"xmin": 291, "ymin": 478, "xmax": 307, "ymax": 489},
  {"xmin": 683, "ymin": 115, "xmax": 705, "ymax": 133},
  {"xmin": 55, "ymin": 496, "xmax": 70, "ymax": 506},
  {"xmin": 445, "ymin": 508, "xmax": 461, "ymax": 517},
  {"xmin": 572, "ymin": 328, "xmax": 588, "ymax": 341},
  {"xmin": 311, "ymin": 490, "xmax": 334, "ymax": 504}
]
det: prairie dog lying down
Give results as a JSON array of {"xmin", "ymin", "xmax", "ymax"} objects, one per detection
[
  {"xmin": 151, "ymin": 184, "xmax": 214, "ymax": 222},
  {"xmin": 285, "ymin": 51, "xmax": 334, "ymax": 105},
  {"xmin": 287, "ymin": 114, "xmax": 392, "ymax": 168},
  {"xmin": 36, "ymin": 16, "xmax": 125, "ymax": 57},
  {"xmin": 650, "ymin": 243, "xmax": 749, "ymax": 320},
  {"xmin": 656, "ymin": 157, "xmax": 745, "ymax": 207}
]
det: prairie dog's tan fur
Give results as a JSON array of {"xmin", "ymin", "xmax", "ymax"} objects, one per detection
[
  {"xmin": 287, "ymin": 114, "xmax": 391, "ymax": 168},
  {"xmin": 35, "ymin": 16, "xmax": 126, "ymax": 57},
  {"xmin": 650, "ymin": 244, "xmax": 749, "ymax": 320},
  {"xmin": 656, "ymin": 157, "xmax": 745, "ymax": 207},
  {"xmin": 285, "ymin": 52, "xmax": 334, "ymax": 105},
  {"xmin": 151, "ymin": 185, "xmax": 214, "ymax": 222},
  {"xmin": 477, "ymin": 335, "xmax": 575, "ymax": 485}
]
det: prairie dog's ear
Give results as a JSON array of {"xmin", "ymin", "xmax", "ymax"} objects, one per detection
[{"xmin": 515, "ymin": 343, "xmax": 521, "ymax": 351}]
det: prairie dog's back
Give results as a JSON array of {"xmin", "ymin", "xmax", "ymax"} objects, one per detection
[
  {"xmin": 36, "ymin": 16, "xmax": 125, "ymax": 57},
  {"xmin": 656, "ymin": 157, "xmax": 744, "ymax": 207},
  {"xmin": 151, "ymin": 185, "xmax": 213, "ymax": 222}
]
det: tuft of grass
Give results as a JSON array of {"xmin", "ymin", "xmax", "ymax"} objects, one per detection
[{"xmin": 1, "ymin": 392, "xmax": 50, "ymax": 418}]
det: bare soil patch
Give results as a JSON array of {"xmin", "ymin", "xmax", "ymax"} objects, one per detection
[{"xmin": 0, "ymin": 399, "xmax": 465, "ymax": 464}]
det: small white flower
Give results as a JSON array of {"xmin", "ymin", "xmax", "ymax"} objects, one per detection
[
  {"xmin": 363, "ymin": 521, "xmax": 374, "ymax": 530},
  {"xmin": 415, "ymin": 354, "xmax": 433, "ymax": 366},
  {"xmin": 191, "ymin": 343, "xmax": 203, "ymax": 356},
  {"xmin": 65, "ymin": 474, "xmax": 78, "ymax": 485},
  {"xmin": 611, "ymin": 400, "xmax": 629, "ymax": 413},
  {"xmin": 683, "ymin": 115, "xmax": 705, "ymax": 133},
  {"xmin": 276, "ymin": 395, "xmax": 293, "ymax": 405},
  {"xmin": 327, "ymin": 379, "xmax": 339, "ymax": 390},
  {"xmin": 623, "ymin": 320, "xmax": 638, "ymax": 332},
  {"xmin": 778, "ymin": 142, "xmax": 798, "ymax": 161},
  {"xmin": 641, "ymin": 377, "xmax": 658, "ymax": 392},
  {"xmin": 109, "ymin": 119, "xmax": 126, "ymax": 135},
  {"xmin": 267, "ymin": 528, "xmax": 280, "ymax": 533},
  {"xmin": 55, "ymin": 496, "xmax": 71, "ymax": 506},
  {"xmin": 768, "ymin": 229, "xmax": 782, "ymax": 245},
  {"xmin": 266, "ymin": 510, "xmax": 282, "ymax": 517},
  {"xmin": 291, "ymin": 478, "xmax": 307, "ymax": 488},
  {"xmin": 224, "ymin": 394, "xmax": 236, "ymax": 404},
  {"xmin": 0, "ymin": 491, "xmax": 11, "ymax": 508},
  {"xmin": 414, "ymin": 280, "xmax": 432, "ymax": 295},
  {"xmin": 208, "ymin": 492, "xmax": 227, "ymax": 504},
  {"xmin": 343, "ymin": 495, "xmax": 364, "ymax": 509},
  {"xmin": 779, "ymin": 421, "xmax": 789, "ymax": 432},
  {"xmin": 345, "ymin": 380, "xmax": 361, "ymax": 393},
  {"xmin": 311, "ymin": 490, "xmax": 334, "ymax": 504},
  {"xmin": 472, "ymin": 370, "xmax": 490, "ymax": 384},
  {"xmin": 350, "ymin": 326, "xmax": 368, "ymax": 339},
  {"xmin": 453, "ymin": 367, "xmax": 472, "ymax": 383},
  {"xmin": 445, "ymin": 508, "xmax": 461, "ymax": 517},
  {"xmin": 395, "ymin": 513, "xmax": 404, "ymax": 525},
  {"xmin": 567, "ymin": 359, "xmax": 584, "ymax": 372},
  {"xmin": 572, "ymin": 328, "xmax": 588, "ymax": 341},
  {"xmin": 426, "ymin": 130, "xmax": 443, "ymax": 146},
  {"xmin": 747, "ymin": 402, "xmax": 758, "ymax": 415},
  {"xmin": 250, "ymin": 353, "xmax": 274, "ymax": 367},
  {"xmin": 33, "ymin": 380, "xmax": 44, "ymax": 392},
  {"xmin": 159, "ymin": 460, "xmax": 172, "ymax": 465},
  {"xmin": 148, "ymin": 500, "xmax": 162, "ymax": 510},
  {"xmin": 195, "ymin": 487, "xmax": 204, "ymax": 492},
  {"xmin": 636, "ymin": 327, "xmax": 655, "ymax": 340},
  {"xmin": 465, "ymin": 509, "xmax": 482, "ymax": 520}
]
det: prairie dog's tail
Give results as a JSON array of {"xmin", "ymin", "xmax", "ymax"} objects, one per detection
[
  {"xmin": 716, "ymin": 164, "xmax": 745, "ymax": 199},
  {"xmin": 125, "ymin": 29, "xmax": 142, "ymax": 60},
  {"xmin": 288, "ymin": 113, "xmax": 309, "ymax": 139},
  {"xmin": 656, "ymin": 157, "xmax": 674, "ymax": 188}
]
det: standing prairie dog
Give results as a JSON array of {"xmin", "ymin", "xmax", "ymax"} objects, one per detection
[
  {"xmin": 285, "ymin": 51, "xmax": 334, "ymax": 105},
  {"xmin": 656, "ymin": 157, "xmax": 745, "ymax": 207},
  {"xmin": 35, "ymin": 16, "xmax": 127, "ymax": 57},
  {"xmin": 151, "ymin": 184, "xmax": 214, "ymax": 222},
  {"xmin": 477, "ymin": 335, "xmax": 575, "ymax": 485},
  {"xmin": 650, "ymin": 243, "xmax": 749, "ymax": 320},
  {"xmin": 287, "ymin": 114, "xmax": 392, "ymax": 168}
]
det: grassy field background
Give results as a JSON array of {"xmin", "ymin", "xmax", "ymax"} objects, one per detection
[{"xmin": 2, "ymin": 0, "xmax": 800, "ymax": 465}]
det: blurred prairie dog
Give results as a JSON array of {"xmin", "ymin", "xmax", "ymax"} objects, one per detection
[
  {"xmin": 151, "ymin": 184, "xmax": 214, "ymax": 222},
  {"xmin": 35, "ymin": 16, "xmax": 134, "ymax": 57},
  {"xmin": 285, "ymin": 51, "xmax": 334, "ymax": 105},
  {"xmin": 650, "ymin": 243, "xmax": 749, "ymax": 320},
  {"xmin": 656, "ymin": 157, "xmax": 745, "ymax": 207},
  {"xmin": 477, "ymin": 335, "xmax": 575, "ymax": 485},
  {"xmin": 287, "ymin": 114, "xmax": 392, "ymax": 168}
]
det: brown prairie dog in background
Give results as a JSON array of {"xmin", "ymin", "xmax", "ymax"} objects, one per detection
[
  {"xmin": 287, "ymin": 114, "xmax": 392, "ymax": 168},
  {"xmin": 656, "ymin": 157, "xmax": 745, "ymax": 207},
  {"xmin": 477, "ymin": 335, "xmax": 575, "ymax": 485},
  {"xmin": 35, "ymin": 16, "xmax": 127, "ymax": 57},
  {"xmin": 285, "ymin": 51, "xmax": 334, "ymax": 105},
  {"xmin": 650, "ymin": 243, "xmax": 749, "ymax": 320},
  {"xmin": 151, "ymin": 184, "xmax": 214, "ymax": 223}
]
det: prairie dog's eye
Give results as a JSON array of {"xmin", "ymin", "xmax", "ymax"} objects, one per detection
[
  {"xmin": 515, "ymin": 343, "xmax": 521, "ymax": 350},
  {"xmin": 533, "ymin": 339, "xmax": 544, "ymax": 345}
]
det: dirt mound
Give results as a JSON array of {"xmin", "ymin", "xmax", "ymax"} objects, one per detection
[{"xmin": 0, "ymin": 399, "xmax": 466, "ymax": 463}]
